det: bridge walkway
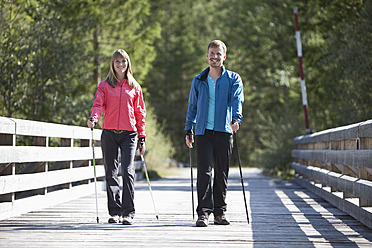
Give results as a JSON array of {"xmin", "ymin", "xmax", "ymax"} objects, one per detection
[{"xmin": 0, "ymin": 168, "xmax": 371, "ymax": 248}]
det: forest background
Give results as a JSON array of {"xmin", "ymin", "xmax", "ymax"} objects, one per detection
[{"xmin": 1, "ymin": 0, "xmax": 371, "ymax": 178}]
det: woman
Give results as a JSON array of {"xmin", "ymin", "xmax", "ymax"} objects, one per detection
[{"xmin": 87, "ymin": 49, "xmax": 146, "ymax": 225}]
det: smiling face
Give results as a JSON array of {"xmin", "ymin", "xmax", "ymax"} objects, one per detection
[
  {"xmin": 113, "ymin": 56, "xmax": 128, "ymax": 76},
  {"xmin": 206, "ymin": 45, "xmax": 226, "ymax": 69}
]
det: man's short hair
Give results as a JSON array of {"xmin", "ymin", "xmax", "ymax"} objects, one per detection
[{"xmin": 208, "ymin": 40, "xmax": 227, "ymax": 55}]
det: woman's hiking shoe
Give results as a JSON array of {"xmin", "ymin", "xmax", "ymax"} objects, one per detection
[
  {"xmin": 196, "ymin": 215, "xmax": 209, "ymax": 227},
  {"xmin": 214, "ymin": 214, "xmax": 230, "ymax": 225},
  {"xmin": 108, "ymin": 215, "xmax": 122, "ymax": 224},
  {"xmin": 122, "ymin": 216, "xmax": 133, "ymax": 225}
]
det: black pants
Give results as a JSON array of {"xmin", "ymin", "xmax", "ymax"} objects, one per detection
[
  {"xmin": 195, "ymin": 130, "xmax": 233, "ymax": 217},
  {"xmin": 101, "ymin": 129, "xmax": 137, "ymax": 218}
]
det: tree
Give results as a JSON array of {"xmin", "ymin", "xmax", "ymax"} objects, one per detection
[
  {"xmin": 0, "ymin": 1, "xmax": 30, "ymax": 117},
  {"xmin": 0, "ymin": 0, "xmax": 93, "ymax": 122},
  {"xmin": 0, "ymin": 0, "xmax": 161, "ymax": 125},
  {"xmin": 2, "ymin": 0, "xmax": 371, "ymax": 177},
  {"xmin": 145, "ymin": 0, "xmax": 231, "ymax": 162},
  {"xmin": 318, "ymin": 0, "xmax": 372, "ymax": 125}
]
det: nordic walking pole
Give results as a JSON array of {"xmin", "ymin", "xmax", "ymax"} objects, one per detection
[
  {"xmin": 233, "ymin": 124, "xmax": 249, "ymax": 224},
  {"xmin": 91, "ymin": 127, "xmax": 99, "ymax": 223},
  {"xmin": 189, "ymin": 144, "xmax": 195, "ymax": 220},
  {"xmin": 141, "ymin": 155, "xmax": 159, "ymax": 220}
]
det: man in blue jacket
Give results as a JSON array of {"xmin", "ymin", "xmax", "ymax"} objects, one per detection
[{"xmin": 185, "ymin": 40, "xmax": 244, "ymax": 227}]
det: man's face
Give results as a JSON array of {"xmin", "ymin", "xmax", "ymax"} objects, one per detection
[{"xmin": 206, "ymin": 46, "xmax": 226, "ymax": 68}]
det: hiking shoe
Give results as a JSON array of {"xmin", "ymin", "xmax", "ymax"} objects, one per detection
[
  {"xmin": 108, "ymin": 215, "xmax": 122, "ymax": 224},
  {"xmin": 122, "ymin": 216, "xmax": 133, "ymax": 225},
  {"xmin": 214, "ymin": 214, "xmax": 230, "ymax": 225},
  {"xmin": 196, "ymin": 215, "xmax": 209, "ymax": 227}
]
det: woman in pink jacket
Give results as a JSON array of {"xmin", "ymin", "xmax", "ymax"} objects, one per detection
[{"xmin": 87, "ymin": 49, "xmax": 146, "ymax": 225}]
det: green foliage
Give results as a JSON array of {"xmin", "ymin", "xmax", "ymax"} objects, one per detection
[
  {"xmin": 291, "ymin": 0, "xmax": 372, "ymax": 130},
  {"xmin": 0, "ymin": 0, "xmax": 92, "ymax": 122},
  {"xmin": 0, "ymin": 1, "xmax": 30, "ymax": 117},
  {"xmin": 143, "ymin": 107, "xmax": 174, "ymax": 177},
  {"xmin": 258, "ymin": 113, "xmax": 302, "ymax": 178},
  {"xmin": 319, "ymin": 1, "xmax": 372, "ymax": 126},
  {"xmin": 219, "ymin": 0, "xmax": 301, "ymax": 167},
  {"xmin": 1, "ymin": 0, "xmax": 371, "ymax": 177},
  {"xmin": 0, "ymin": 0, "xmax": 169, "ymax": 174},
  {"xmin": 144, "ymin": 0, "xmax": 223, "ymax": 162},
  {"xmin": 0, "ymin": 0, "xmax": 161, "ymax": 125},
  {"xmin": 145, "ymin": 0, "xmax": 372, "ymax": 177}
]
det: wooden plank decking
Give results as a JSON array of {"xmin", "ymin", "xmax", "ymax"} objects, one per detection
[{"xmin": 0, "ymin": 168, "xmax": 372, "ymax": 248}]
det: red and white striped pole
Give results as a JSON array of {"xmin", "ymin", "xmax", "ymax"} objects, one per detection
[{"xmin": 293, "ymin": 6, "xmax": 311, "ymax": 134}]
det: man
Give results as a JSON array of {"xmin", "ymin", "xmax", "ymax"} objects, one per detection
[{"xmin": 185, "ymin": 40, "xmax": 244, "ymax": 227}]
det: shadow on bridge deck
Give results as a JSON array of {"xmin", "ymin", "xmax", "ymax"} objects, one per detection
[{"xmin": 0, "ymin": 168, "xmax": 371, "ymax": 248}]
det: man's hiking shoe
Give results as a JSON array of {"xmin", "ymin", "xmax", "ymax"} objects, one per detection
[
  {"xmin": 122, "ymin": 216, "xmax": 133, "ymax": 225},
  {"xmin": 196, "ymin": 215, "xmax": 209, "ymax": 227},
  {"xmin": 214, "ymin": 214, "xmax": 230, "ymax": 225},
  {"xmin": 108, "ymin": 215, "xmax": 122, "ymax": 224}
]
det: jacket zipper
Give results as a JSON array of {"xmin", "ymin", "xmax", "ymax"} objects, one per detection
[
  {"xmin": 117, "ymin": 84, "xmax": 122, "ymax": 129},
  {"xmin": 204, "ymin": 79, "xmax": 209, "ymax": 130}
]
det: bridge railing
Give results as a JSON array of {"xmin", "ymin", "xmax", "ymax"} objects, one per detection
[
  {"xmin": 292, "ymin": 119, "xmax": 372, "ymax": 229},
  {"xmin": 0, "ymin": 117, "xmax": 105, "ymax": 220}
]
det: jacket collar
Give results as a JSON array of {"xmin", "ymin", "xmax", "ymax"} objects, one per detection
[
  {"xmin": 198, "ymin": 66, "xmax": 226, "ymax": 82},
  {"xmin": 116, "ymin": 79, "xmax": 128, "ymax": 87}
]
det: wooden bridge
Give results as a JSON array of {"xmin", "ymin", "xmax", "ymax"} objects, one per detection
[{"xmin": 1, "ymin": 117, "xmax": 372, "ymax": 247}]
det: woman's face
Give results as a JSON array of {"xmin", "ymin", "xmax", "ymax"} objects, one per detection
[{"xmin": 113, "ymin": 56, "xmax": 128, "ymax": 75}]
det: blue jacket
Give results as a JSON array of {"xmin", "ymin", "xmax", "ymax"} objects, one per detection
[{"xmin": 185, "ymin": 66, "xmax": 244, "ymax": 135}]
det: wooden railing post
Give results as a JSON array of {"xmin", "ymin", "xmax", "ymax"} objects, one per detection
[{"xmin": 0, "ymin": 131, "xmax": 15, "ymax": 205}]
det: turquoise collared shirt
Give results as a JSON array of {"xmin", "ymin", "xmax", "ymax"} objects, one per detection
[{"xmin": 206, "ymin": 75, "xmax": 216, "ymax": 130}]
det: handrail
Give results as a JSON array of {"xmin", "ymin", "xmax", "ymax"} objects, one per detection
[
  {"xmin": 0, "ymin": 117, "xmax": 104, "ymax": 220},
  {"xmin": 292, "ymin": 119, "xmax": 372, "ymax": 229}
]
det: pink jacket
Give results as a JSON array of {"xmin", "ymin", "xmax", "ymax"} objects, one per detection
[{"xmin": 91, "ymin": 79, "xmax": 146, "ymax": 138}]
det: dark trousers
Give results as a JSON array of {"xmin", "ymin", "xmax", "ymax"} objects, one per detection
[
  {"xmin": 101, "ymin": 129, "xmax": 137, "ymax": 218},
  {"xmin": 195, "ymin": 130, "xmax": 233, "ymax": 217}
]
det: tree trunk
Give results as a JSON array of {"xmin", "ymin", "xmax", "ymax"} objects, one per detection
[{"xmin": 93, "ymin": 23, "xmax": 101, "ymax": 84}]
